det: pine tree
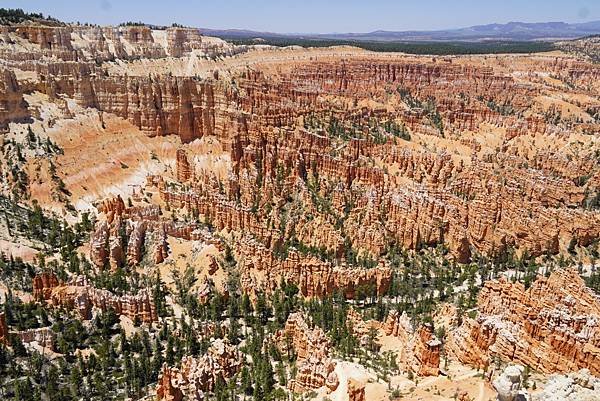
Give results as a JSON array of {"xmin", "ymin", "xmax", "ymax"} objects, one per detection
[{"xmin": 241, "ymin": 365, "xmax": 253, "ymax": 395}]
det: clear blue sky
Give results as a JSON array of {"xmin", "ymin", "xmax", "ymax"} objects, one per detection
[{"xmin": 1, "ymin": 0, "xmax": 598, "ymax": 33}]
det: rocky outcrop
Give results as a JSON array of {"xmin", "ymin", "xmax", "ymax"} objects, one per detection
[
  {"xmin": 156, "ymin": 366, "xmax": 183, "ymax": 401},
  {"xmin": 14, "ymin": 327, "xmax": 55, "ymax": 350},
  {"xmin": 13, "ymin": 25, "xmax": 73, "ymax": 51},
  {"xmin": 176, "ymin": 148, "xmax": 192, "ymax": 182},
  {"xmin": 383, "ymin": 310, "xmax": 413, "ymax": 341},
  {"xmin": 1, "ymin": 24, "xmax": 239, "ymax": 64},
  {"xmin": 33, "ymin": 272, "xmax": 60, "ymax": 301},
  {"xmin": 90, "ymin": 196, "xmax": 208, "ymax": 268},
  {"xmin": 0, "ymin": 69, "xmax": 29, "ymax": 131},
  {"xmin": 238, "ymin": 239, "xmax": 391, "ymax": 299},
  {"xmin": 166, "ymin": 28, "xmax": 203, "ymax": 57},
  {"xmin": 447, "ymin": 269, "xmax": 600, "ymax": 375},
  {"xmin": 493, "ymin": 365, "xmax": 528, "ymax": 401},
  {"xmin": 289, "ymin": 357, "xmax": 339, "ymax": 394},
  {"xmin": 410, "ymin": 324, "xmax": 441, "ymax": 376},
  {"xmin": 274, "ymin": 312, "xmax": 339, "ymax": 393},
  {"xmin": 347, "ymin": 378, "xmax": 366, "ymax": 401},
  {"xmin": 274, "ymin": 312, "xmax": 331, "ymax": 361},
  {"xmin": 156, "ymin": 339, "xmax": 241, "ymax": 401},
  {"xmin": 382, "ymin": 311, "xmax": 441, "ymax": 376},
  {"xmin": 533, "ymin": 369, "xmax": 600, "ymax": 401},
  {"xmin": 346, "ymin": 307, "xmax": 381, "ymax": 349},
  {"xmin": 33, "ymin": 274, "xmax": 157, "ymax": 323}
]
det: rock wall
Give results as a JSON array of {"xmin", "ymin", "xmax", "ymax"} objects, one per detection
[
  {"xmin": 33, "ymin": 273, "xmax": 157, "ymax": 323},
  {"xmin": 238, "ymin": 239, "xmax": 392, "ymax": 299},
  {"xmin": 14, "ymin": 327, "xmax": 55, "ymax": 350},
  {"xmin": 0, "ymin": 69, "xmax": 30, "ymax": 131},
  {"xmin": 0, "ymin": 24, "xmax": 239, "ymax": 64},
  {"xmin": 382, "ymin": 310, "xmax": 441, "ymax": 376},
  {"xmin": 447, "ymin": 269, "xmax": 600, "ymax": 375},
  {"xmin": 33, "ymin": 272, "xmax": 60, "ymax": 301},
  {"xmin": 176, "ymin": 148, "xmax": 192, "ymax": 182}
]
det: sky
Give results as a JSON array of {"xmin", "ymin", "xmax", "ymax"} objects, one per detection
[{"xmin": 1, "ymin": 0, "xmax": 598, "ymax": 33}]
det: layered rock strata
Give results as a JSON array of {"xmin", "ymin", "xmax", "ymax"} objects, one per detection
[
  {"xmin": 0, "ymin": 69, "xmax": 29, "ymax": 131},
  {"xmin": 33, "ymin": 273, "xmax": 157, "ymax": 323},
  {"xmin": 447, "ymin": 269, "xmax": 600, "ymax": 375}
]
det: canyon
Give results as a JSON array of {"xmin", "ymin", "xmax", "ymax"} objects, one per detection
[{"xmin": 0, "ymin": 12, "xmax": 599, "ymax": 401}]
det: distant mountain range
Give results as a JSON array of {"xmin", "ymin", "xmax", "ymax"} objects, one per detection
[{"xmin": 201, "ymin": 20, "xmax": 600, "ymax": 42}]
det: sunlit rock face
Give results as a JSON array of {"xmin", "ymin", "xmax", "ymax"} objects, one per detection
[{"xmin": 448, "ymin": 268, "xmax": 600, "ymax": 376}]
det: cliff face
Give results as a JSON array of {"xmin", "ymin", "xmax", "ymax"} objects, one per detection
[
  {"xmin": 382, "ymin": 310, "xmax": 441, "ymax": 376},
  {"xmin": 33, "ymin": 272, "xmax": 60, "ymax": 301},
  {"xmin": 33, "ymin": 273, "xmax": 157, "ymax": 323},
  {"xmin": 447, "ymin": 269, "xmax": 600, "ymax": 375},
  {"xmin": 166, "ymin": 28, "xmax": 203, "ymax": 57},
  {"xmin": 0, "ymin": 24, "xmax": 237, "ymax": 64},
  {"xmin": 14, "ymin": 327, "xmax": 55, "ymax": 350},
  {"xmin": 0, "ymin": 69, "xmax": 29, "ymax": 131},
  {"xmin": 13, "ymin": 25, "xmax": 73, "ymax": 51},
  {"xmin": 156, "ymin": 339, "xmax": 241, "ymax": 401}
]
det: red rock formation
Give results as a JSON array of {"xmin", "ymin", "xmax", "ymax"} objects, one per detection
[
  {"xmin": 238, "ymin": 239, "xmax": 391, "ymax": 299},
  {"xmin": 33, "ymin": 273, "xmax": 157, "ymax": 323},
  {"xmin": 447, "ymin": 269, "xmax": 600, "ymax": 376},
  {"xmin": 166, "ymin": 27, "xmax": 203, "ymax": 57},
  {"xmin": 383, "ymin": 310, "xmax": 413, "ymax": 340},
  {"xmin": 14, "ymin": 327, "xmax": 55, "ymax": 350},
  {"xmin": 346, "ymin": 307, "xmax": 381, "ymax": 349},
  {"xmin": 382, "ymin": 311, "xmax": 441, "ymax": 376},
  {"xmin": 0, "ymin": 69, "xmax": 29, "ymax": 131},
  {"xmin": 156, "ymin": 366, "xmax": 183, "ymax": 401},
  {"xmin": 176, "ymin": 148, "xmax": 192, "ymax": 182},
  {"xmin": 13, "ymin": 25, "xmax": 73, "ymax": 51},
  {"xmin": 347, "ymin": 378, "xmax": 366, "ymax": 401},
  {"xmin": 156, "ymin": 339, "xmax": 241, "ymax": 400},
  {"xmin": 90, "ymin": 196, "xmax": 205, "ymax": 268},
  {"xmin": 274, "ymin": 312, "xmax": 339, "ymax": 393},
  {"xmin": 411, "ymin": 324, "xmax": 441, "ymax": 376},
  {"xmin": 33, "ymin": 272, "xmax": 60, "ymax": 301},
  {"xmin": 3, "ymin": 25, "xmax": 600, "ymax": 291},
  {"xmin": 289, "ymin": 357, "xmax": 339, "ymax": 394}
]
